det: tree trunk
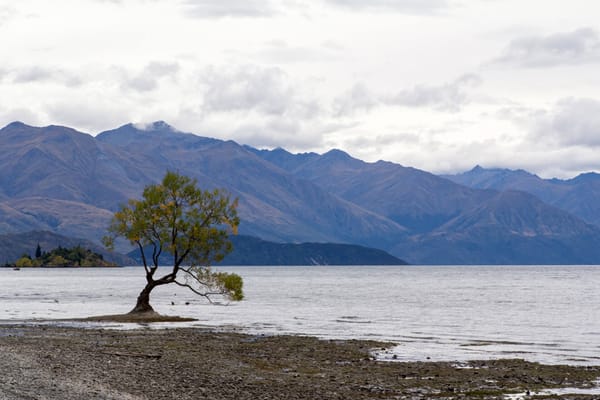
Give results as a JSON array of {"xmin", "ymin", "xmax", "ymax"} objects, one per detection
[{"xmin": 130, "ymin": 282, "xmax": 156, "ymax": 314}]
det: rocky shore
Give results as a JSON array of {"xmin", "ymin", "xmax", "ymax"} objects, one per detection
[{"xmin": 0, "ymin": 325, "xmax": 599, "ymax": 399}]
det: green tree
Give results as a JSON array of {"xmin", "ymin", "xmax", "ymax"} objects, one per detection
[
  {"xmin": 47, "ymin": 255, "xmax": 68, "ymax": 267},
  {"xmin": 104, "ymin": 171, "xmax": 243, "ymax": 314},
  {"xmin": 35, "ymin": 243, "xmax": 42, "ymax": 259},
  {"xmin": 15, "ymin": 257, "xmax": 33, "ymax": 268}
]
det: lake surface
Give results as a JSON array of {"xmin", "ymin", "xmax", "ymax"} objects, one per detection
[{"xmin": 1, "ymin": 265, "xmax": 599, "ymax": 365}]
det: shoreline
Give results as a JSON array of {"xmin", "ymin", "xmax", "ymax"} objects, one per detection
[{"xmin": 1, "ymin": 324, "xmax": 599, "ymax": 399}]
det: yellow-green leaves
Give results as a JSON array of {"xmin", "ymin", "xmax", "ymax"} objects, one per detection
[
  {"xmin": 216, "ymin": 271, "xmax": 244, "ymax": 301},
  {"xmin": 104, "ymin": 170, "xmax": 243, "ymax": 304}
]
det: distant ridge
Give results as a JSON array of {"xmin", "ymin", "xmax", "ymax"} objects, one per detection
[
  {"xmin": 126, "ymin": 235, "xmax": 408, "ymax": 266},
  {"xmin": 443, "ymin": 166, "xmax": 600, "ymax": 227}
]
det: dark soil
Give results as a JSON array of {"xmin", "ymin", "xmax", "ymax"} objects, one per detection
[{"xmin": 0, "ymin": 325, "xmax": 598, "ymax": 399}]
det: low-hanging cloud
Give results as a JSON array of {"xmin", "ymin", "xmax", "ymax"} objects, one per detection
[
  {"xmin": 494, "ymin": 28, "xmax": 600, "ymax": 68},
  {"xmin": 200, "ymin": 64, "xmax": 320, "ymax": 119},
  {"xmin": 333, "ymin": 74, "xmax": 481, "ymax": 116},
  {"xmin": 385, "ymin": 74, "xmax": 481, "ymax": 111},
  {"xmin": 333, "ymin": 83, "xmax": 378, "ymax": 116},
  {"xmin": 530, "ymin": 98, "xmax": 600, "ymax": 147},
  {"xmin": 122, "ymin": 61, "xmax": 180, "ymax": 92}
]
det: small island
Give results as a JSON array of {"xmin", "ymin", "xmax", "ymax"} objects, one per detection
[{"xmin": 7, "ymin": 244, "xmax": 118, "ymax": 268}]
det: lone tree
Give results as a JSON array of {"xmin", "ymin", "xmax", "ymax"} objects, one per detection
[{"xmin": 104, "ymin": 171, "xmax": 243, "ymax": 314}]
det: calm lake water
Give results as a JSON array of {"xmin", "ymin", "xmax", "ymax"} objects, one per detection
[{"xmin": 1, "ymin": 265, "xmax": 599, "ymax": 365}]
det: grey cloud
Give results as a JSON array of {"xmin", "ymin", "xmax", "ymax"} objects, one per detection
[
  {"xmin": 333, "ymin": 83, "xmax": 378, "ymax": 116},
  {"xmin": 385, "ymin": 74, "xmax": 481, "ymax": 111},
  {"xmin": 123, "ymin": 61, "xmax": 180, "ymax": 92},
  {"xmin": 201, "ymin": 65, "xmax": 320, "ymax": 118},
  {"xmin": 323, "ymin": 0, "xmax": 450, "ymax": 14},
  {"xmin": 334, "ymin": 74, "xmax": 481, "ymax": 116},
  {"xmin": 182, "ymin": 0, "xmax": 278, "ymax": 18},
  {"xmin": 494, "ymin": 28, "xmax": 600, "ymax": 68},
  {"xmin": 531, "ymin": 98, "xmax": 600, "ymax": 147},
  {"xmin": 10, "ymin": 66, "xmax": 82, "ymax": 87}
]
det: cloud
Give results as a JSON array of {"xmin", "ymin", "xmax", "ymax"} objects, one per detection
[
  {"xmin": 46, "ymin": 99, "xmax": 133, "ymax": 134},
  {"xmin": 530, "ymin": 98, "xmax": 600, "ymax": 147},
  {"xmin": 256, "ymin": 40, "xmax": 344, "ymax": 64},
  {"xmin": 494, "ymin": 28, "xmax": 600, "ymax": 68},
  {"xmin": 323, "ymin": 0, "xmax": 450, "ymax": 14},
  {"xmin": 200, "ymin": 64, "xmax": 320, "ymax": 118},
  {"xmin": 0, "ymin": 5, "xmax": 16, "ymax": 26},
  {"xmin": 0, "ymin": 108, "xmax": 43, "ymax": 128},
  {"xmin": 334, "ymin": 74, "xmax": 482, "ymax": 116},
  {"xmin": 333, "ymin": 83, "xmax": 378, "ymax": 116},
  {"xmin": 9, "ymin": 66, "xmax": 82, "ymax": 87},
  {"xmin": 385, "ymin": 74, "xmax": 481, "ymax": 111},
  {"xmin": 181, "ymin": 0, "xmax": 278, "ymax": 18},
  {"xmin": 122, "ymin": 61, "xmax": 180, "ymax": 92}
]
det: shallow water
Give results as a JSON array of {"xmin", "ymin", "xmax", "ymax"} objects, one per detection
[{"xmin": 1, "ymin": 265, "xmax": 599, "ymax": 365}]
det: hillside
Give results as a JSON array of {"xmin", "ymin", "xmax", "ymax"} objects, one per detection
[
  {"xmin": 97, "ymin": 122, "xmax": 408, "ymax": 249},
  {"xmin": 443, "ymin": 166, "xmax": 600, "ymax": 227},
  {"xmin": 3, "ymin": 121, "xmax": 600, "ymax": 264},
  {"xmin": 127, "ymin": 235, "xmax": 408, "ymax": 266},
  {"xmin": 254, "ymin": 147, "xmax": 600, "ymax": 264}
]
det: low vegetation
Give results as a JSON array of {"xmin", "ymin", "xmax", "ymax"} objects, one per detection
[{"xmin": 7, "ymin": 244, "xmax": 118, "ymax": 268}]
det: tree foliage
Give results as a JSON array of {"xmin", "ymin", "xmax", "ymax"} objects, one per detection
[
  {"xmin": 11, "ymin": 246, "xmax": 115, "ymax": 268},
  {"xmin": 104, "ymin": 171, "xmax": 243, "ymax": 313}
]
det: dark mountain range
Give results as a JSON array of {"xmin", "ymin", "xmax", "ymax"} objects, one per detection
[
  {"xmin": 126, "ymin": 235, "xmax": 408, "ymax": 266},
  {"xmin": 0, "ymin": 231, "xmax": 134, "ymax": 266},
  {"xmin": 2, "ymin": 120, "xmax": 600, "ymax": 264},
  {"xmin": 443, "ymin": 166, "xmax": 600, "ymax": 227}
]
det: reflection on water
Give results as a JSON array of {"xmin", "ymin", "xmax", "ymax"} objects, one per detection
[{"xmin": 1, "ymin": 265, "xmax": 599, "ymax": 365}]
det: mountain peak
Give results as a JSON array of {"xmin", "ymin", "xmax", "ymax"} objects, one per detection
[
  {"xmin": 323, "ymin": 148, "xmax": 352, "ymax": 160},
  {"xmin": 4, "ymin": 121, "xmax": 30, "ymax": 129},
  {"xmin": 130, "ymin": 120, "xmax": 178, "ymax": 134}
]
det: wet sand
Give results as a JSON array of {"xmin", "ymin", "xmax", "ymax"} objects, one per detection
[{"xmin": 0, "ymin": 325, "xmax": 599, "ymax": 399}]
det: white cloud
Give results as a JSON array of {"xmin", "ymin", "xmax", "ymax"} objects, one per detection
[
  {"xmin": 494, "ymin": 28, "xmax": 600, "ymax": 68},
  {"xmin": 46, "ymin": 99, "xmax": 133, "ymax": 134},
  {"xmin": 0, "ymin": 107, "xmax": 42, "ymax": 127},
  {"xmin": 323, "ymin": 0, "xmax": 450, "ymax": 14},
  {"xmin": 181, "ymin": 0, "xmax": 278, "ymax": 18},
  {"xmin": 0, "ymin": 5, "xmax": 16, "ymax": 26}
]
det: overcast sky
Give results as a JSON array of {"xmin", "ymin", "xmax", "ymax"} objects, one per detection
[{"xmin": 2, "ymin": 0, "xmax": 600, "ymax": 178}]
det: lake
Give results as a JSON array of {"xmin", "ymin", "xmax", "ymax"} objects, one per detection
[{"xmin": 0, "ymin": 265, "xmax": 599, "ymax": 365}]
